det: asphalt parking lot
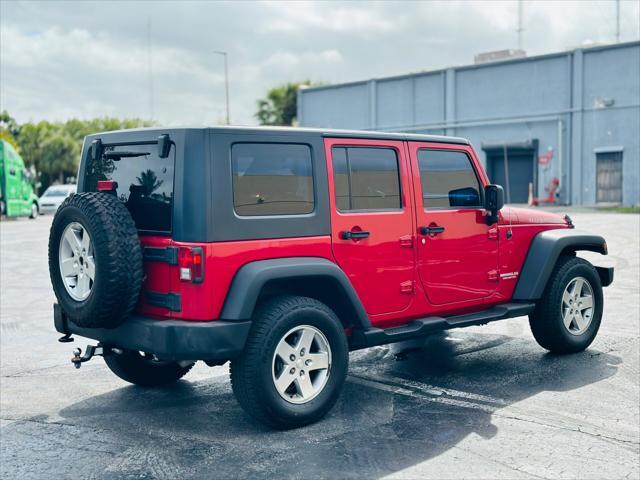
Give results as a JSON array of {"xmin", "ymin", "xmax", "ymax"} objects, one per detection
[{"xmin": 1, "ymin": 212, "xmax": 638, "ymax": 479}]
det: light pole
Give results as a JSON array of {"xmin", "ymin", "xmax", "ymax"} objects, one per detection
[
  {"xmin": 213, "ymin": 51, "xmax": 230, "ymax": 125},
  {"xmin": 615, "ymin": 0, "xmax": 620, "ymax": 43}
]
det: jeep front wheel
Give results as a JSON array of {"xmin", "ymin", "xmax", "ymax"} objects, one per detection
[
  {"xmin": 529, "ymin": 256, "xmax": 603, "ymax": 353},
  {"xmin": 230, "ymin": 296, "xmax": 348, "ymax": 429}
]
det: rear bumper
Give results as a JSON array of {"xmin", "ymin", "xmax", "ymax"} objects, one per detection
[{"xmin": 54, "ymin": 304, "xmax": 250, "ymax": 361}]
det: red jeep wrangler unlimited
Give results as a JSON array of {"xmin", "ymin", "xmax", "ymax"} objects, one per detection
[{"xmin": 50, "ymin": 127, "xmax": 613, "ymax": 428}]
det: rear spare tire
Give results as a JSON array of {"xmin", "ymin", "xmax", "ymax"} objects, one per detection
[{"xmin": 48, "ymin": 192, "xmax": 143, "ymax": 328}]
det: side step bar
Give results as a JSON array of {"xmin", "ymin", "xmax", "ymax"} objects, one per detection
[{"xmin": 358, "ymin": 302, "xmax": 535, "ymax": 349}]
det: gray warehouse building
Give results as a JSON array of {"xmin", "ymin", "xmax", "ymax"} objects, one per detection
[{"xmin": 298, "ymin": 41, "xmax": 640, "ymax": 206}]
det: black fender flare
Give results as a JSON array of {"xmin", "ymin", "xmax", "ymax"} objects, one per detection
[
  {"xmin": 219, "ymin": 257, "xmax": 371, "ymax": 330},
  {"xmin": 512, "ymin": 229, "xmax": 608, "ymax": 300}
]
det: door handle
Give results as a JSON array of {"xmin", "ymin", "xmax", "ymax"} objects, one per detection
[
  {"xmin": 419, "ymin": 225, "xmax": 445, "ymax": 236},
  {"xmin": 340, "ymin": 230, "xmax": 370, "ymax": 240}
]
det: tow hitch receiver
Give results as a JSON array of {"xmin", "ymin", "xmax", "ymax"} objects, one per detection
[{"xmin": 71, "ymin": 344, "xmax": 120, "ymax": 368}]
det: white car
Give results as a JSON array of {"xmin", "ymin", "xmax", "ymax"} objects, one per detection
[{"xmin": 39, "ymin": 184, "xmax": 76, "ymax": 214}]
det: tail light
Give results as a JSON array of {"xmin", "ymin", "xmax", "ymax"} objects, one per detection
[
  {"xmin": 178, "ymin": 246, "xmax": 204, "ymax": 283},
  {"xmin": 97, "ymin": 180, "xmax": 118, "ymax": 192}
]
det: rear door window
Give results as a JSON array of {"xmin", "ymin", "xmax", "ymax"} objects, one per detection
[
  {"xmin": 85, "ymin": 143, "xmax": 175, "ymax": 233},
  {"xmin": 332, "ymin": 146, "xmax": 401, "ymax": 211}
]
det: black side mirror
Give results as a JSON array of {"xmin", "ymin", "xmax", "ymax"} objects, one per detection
[
  {"xmin": 484, "ymin": 184, "xmax": 504, "ymax": 225},
  {"xmin": 449, "ymin": 187, "xmax": 481, "ymax": 207},
  {"xmin": 157, "ymin": 134, "xmax": 171, "ymax": 158}
]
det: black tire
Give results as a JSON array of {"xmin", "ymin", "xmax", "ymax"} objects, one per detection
[
  {"xmin": 529, "ymin": 255, "xmax": 603, "ymax": 353},
  {"xmin": 48, "ymin": 192, "xmax": 143, "ymax": 329},
  {"xmin": 230, "ymin": 296, "xmax": 349, "ymax": 429},
  {"xmin": 104, "ymin": 350, "xmax": 193, "ymax": 387},
  {"xmin": 29, "ymin": 202, "xmax": 38, "ymax": 219}
]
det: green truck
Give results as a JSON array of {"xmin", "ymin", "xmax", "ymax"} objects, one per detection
[{"xmin": 0, "ymin": 139, "xmax": 39, "ymax": 219}]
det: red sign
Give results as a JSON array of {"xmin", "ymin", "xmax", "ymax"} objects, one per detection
[{"xmin": 538, "ymin": 150, "xmax": 553, "ymax": 165}]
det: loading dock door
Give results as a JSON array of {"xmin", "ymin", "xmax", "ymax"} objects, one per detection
[
  {"xmin": 483, "ymin": 141, "xmax": 537, "ymax": 204},
  {"xmin": 596, "ymin": 151, "xmax": 623, "ymax": 203}
]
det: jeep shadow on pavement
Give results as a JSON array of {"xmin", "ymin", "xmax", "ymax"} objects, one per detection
[
  {"xmin": 56, "ymin": 332, "xmax": 622, "ymax": 478},
  {"xmin": 49, "ymin": 126, "xmax": 614, "ymax": 429}
]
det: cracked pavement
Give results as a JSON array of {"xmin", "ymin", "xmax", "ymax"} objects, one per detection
[{"xmin": 1, "ymin": 212, "xmax": 638, "ymax": 479}]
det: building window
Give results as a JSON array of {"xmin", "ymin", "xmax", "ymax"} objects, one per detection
[
  {"xmin": 418, "ymin": 149, "xmax": 482, "ymax": 209},
  {"xmin": 596, "ymin": 151, "xmax": 623, "ymax": 203},
  {"xmin": 232, "ymin": 143, "xmax": 314, "ymax": 216},
  {"xmin": 332, "ymin": 146, "xmax": 401, "ymax": 211}
]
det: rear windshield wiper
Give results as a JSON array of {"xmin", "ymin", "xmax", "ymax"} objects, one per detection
[{"xmin": 103, "ymin": 151, "xmax": 150, "ymax": 160}]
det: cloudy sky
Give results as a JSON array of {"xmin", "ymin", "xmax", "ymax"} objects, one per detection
[{"xmin": 1, "ymin": 0, "xmax": 639, "ymax": 126}]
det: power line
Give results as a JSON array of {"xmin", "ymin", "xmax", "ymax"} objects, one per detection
[
  {"xmin": 516, "ymin": 0, "xmax": 524, "ymax": 50},
  {"xmin": 213, "ymin": 51, "xmax": 230, "ymax": 125},
  {"xmin": 615, "ymin": 0, "xmax": 620, "ymax": 43},
  {"xmin": 147, "ymin": 17, "xmax": 155, "ymax": 121}
]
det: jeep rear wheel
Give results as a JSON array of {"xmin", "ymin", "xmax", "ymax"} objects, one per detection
[
  {"xmin": 48, "ymin": 192, "xmax": 143, "ymax": 329},
  {"xmin": 230, "ymin": 296, "xmax": 348, "ymax": 429},
  {"xmin": 529, "ymin": 256, "xmax": 603, "ymax": 353},
  {"xmin": 104, "ymin": 349, "xmax": 194, "ymax": 387}
]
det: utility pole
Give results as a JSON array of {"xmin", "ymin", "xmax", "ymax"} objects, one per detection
[
  {"xmin": 213, "ymin": 51, "xmax": 230, "ymax": 125},
  {"xmin": 147, "ymin": 17, "xmax": 155, "ymax": 121},
  {"xmin": 516, "ymin": 0, "xmax": 524, "ymax": 50},
  {"xmin": 615, "ymin": 0, "xmax": 620, "ymax": 43}
]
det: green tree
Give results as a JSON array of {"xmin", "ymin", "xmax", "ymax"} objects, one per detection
[
  {"xmin": 39, "ymin": 135, "xmax": 79, "ymax": 183},
  {"xmin": 15, "ymin": 121, "xmax": 51, "ymax": 170},
  {"xmin": 0, "ymin": 111, "xmax": 20, "ymax": 149},
  {"xmin": 4, "ymin": 113, "xmax": 155, "ymax": 193},
  {"xmin": 136, "ymin": 169, "xmax": 163, "ymax": 196},
  {"xmin": 255, "ymin": 81, "xmax": 320, "ymax": 126}
]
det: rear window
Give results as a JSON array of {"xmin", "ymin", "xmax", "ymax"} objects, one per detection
[{"xmin": 85, "ymin": 143, "xmax": 174, "ymax": 233}]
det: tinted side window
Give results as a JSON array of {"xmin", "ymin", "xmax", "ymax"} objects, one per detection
[
  {"xmin": 232, "ymin": 143, "xmax": 314, "ymax": 216},
  {"xmin": 418, "ymin": 149, "xmax": 481, "ymax": 209},
  {"xmin": 332, "ymin": 147, "xmax": 401, "ymax": 211}
]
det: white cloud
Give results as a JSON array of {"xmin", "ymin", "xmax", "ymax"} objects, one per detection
[
  {"xmin": 1, "ymin": 0, "xmax": 638, "ymax": 126},
  {"xmin": 261, "ymin": 49, "xmax": 343, "ymax": 69},
  {"xmin": 1, "ymin": 25, "xmax": 223, "ymax": 82},
  {"xmin": 262, "ymin": 1, "xmax": 395, "ymax": 34}
]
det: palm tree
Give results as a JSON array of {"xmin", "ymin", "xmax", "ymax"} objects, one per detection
[
  {"xmin": 136, "ymin": 169, "xmax": 163, "ymax": 196},
  {"xmin": 255, "ymin": 81, "xmax": 320, "ymax": 126}
]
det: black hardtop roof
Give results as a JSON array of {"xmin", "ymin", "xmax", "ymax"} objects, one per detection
[{"xmin": 88, "ymin": 125, "xmax": 470, "ymax": 145}]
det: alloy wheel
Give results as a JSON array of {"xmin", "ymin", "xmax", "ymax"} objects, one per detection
[
  {"xmin": 561, "ymin": 276, "xmax": 594, "ymax": 335},
  {"xmin": 272, "ymin": 325, "xmax": 332, "ymax": 404},
  {"xmin": 59, "ymin": 222, "xmax": 95, "ymax": 301}
]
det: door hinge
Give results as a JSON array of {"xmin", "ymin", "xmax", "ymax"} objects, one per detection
[
  {"xmin": 488, "ymin": 270, "xmax": 499, "ymax": 282},
  {"xmin": 144, "ymin": 291, "xmax": 182, "ymax": 311},
  {"xmin": 143, "ymin": 246, "xmax": 179, "ymax": 265},
  {"xmin": 399, "ymin": 235, "xmax": 413, "ymax": 248},
  {"xmin": 487, "ymin": 227, "xmax": 499, "ymax": 240},
  {"xmin": 400, "ymin": 280, "xmax": 415, "ymax": 294}
]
